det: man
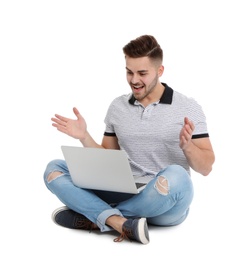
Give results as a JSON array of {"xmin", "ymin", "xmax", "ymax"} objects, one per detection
[{"xmin": 44, "ymin": 35, "xmax": 215, "ymax": 245}]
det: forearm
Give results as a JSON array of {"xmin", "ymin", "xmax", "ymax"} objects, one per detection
[
  {"xmin": 183, "ymin": 141, "xmax": 215, "ymax": 176},
  {"xmin": 79, "ymin": 131, "xmax": 104, "ymax": 148}
]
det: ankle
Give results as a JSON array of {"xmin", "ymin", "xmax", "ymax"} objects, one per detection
[{"xmin": 106, "ymin": 215, "xmax": 127, "ymax": 233}]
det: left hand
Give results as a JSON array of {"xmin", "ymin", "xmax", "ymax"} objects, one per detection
[{"xmin": 179, "ymin": 117, "xmax": 195, "ymax": 150}]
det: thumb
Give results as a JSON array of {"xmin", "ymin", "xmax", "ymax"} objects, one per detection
[{"xmin": 73, "ymin": 107, "xmax": 81, "ymax": 119}]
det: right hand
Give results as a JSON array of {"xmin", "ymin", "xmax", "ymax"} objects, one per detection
[{"xmin": 51, "ymin": 107, "xmax": 87, "ymax": 140}]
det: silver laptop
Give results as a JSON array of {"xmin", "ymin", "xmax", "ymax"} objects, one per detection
[{"xmin": 61, "ymin": 145, "xmax": 147, "ymax": 194}]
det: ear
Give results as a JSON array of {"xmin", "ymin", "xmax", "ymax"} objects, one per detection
[{"xmin": 158, "ymin": 65, "xmax": 164, "ymax": 77}]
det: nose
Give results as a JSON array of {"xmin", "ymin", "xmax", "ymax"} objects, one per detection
[{"xmin": 130, "ymin": 74, "xmax": 140, "ymax": 85}]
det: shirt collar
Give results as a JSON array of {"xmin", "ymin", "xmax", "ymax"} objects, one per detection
[{"xmin": 129, "ymin": 82, "xmax": 173, "ymax": 105}]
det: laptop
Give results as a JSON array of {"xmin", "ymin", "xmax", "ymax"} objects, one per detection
[{"xmin": 61, "ymin": 145, "xmax": 148, "ymax": 194}]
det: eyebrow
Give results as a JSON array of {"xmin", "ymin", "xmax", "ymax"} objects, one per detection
[{"xmin": 125, "ymin": 67, "xmax": 148, "ymax": 73}]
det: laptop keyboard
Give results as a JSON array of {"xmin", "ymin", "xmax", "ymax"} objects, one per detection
[{"xmin": 136, "ymin": 183, "xmax": 146, "ymax": 189}]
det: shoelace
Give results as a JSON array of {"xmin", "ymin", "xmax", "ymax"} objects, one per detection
[
  {"xmin": 113, "ymin": 232, "xmax": 131, "ymax": 242},
  {"xmin": 113, "ymin": 226, "xmax": 134, "ymax": 242},
  {"xmin": 75, "ymin": 217, "xmax": 98, "ymax": 232}
]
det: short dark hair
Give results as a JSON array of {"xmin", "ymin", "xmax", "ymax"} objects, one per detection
[{"xmin": 123, "ymin": 35, "xmax": 163, "ymax": 63}]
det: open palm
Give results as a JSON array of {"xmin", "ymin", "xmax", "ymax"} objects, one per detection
[{"xmin": 51, "ymin": 107, "xmax": 87, "ymax": 140}]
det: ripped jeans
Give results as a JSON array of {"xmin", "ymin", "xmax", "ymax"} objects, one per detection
[{"xmin": 44, "ymin": 160, "xmax": 194, "ymax": 232}]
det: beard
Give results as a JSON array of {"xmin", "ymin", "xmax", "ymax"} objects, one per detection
[{"xmin": 133, "ymin": 74, "xmax": 159, "ymax": 101}]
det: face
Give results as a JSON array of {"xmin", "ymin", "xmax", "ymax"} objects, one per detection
[{"xmin": 125, "ymin": 56, "xmax": 163, "ymax": 102}]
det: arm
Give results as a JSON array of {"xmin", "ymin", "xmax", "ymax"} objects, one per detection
[{"xmin": 179, "ymin": 117, "xmax": 215, "ymax": 176}]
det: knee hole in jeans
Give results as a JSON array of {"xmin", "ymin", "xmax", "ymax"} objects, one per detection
[
  {"xmin": 154, "ymin": 176, "xmax": 169, "ymax": 195},
  {"xmin": 47, "ymin": 171, "xmax": 63, "ymax": 182}
]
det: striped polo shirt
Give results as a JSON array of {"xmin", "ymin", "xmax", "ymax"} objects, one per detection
[{"xmin": 104, "ymin": 83, "xmax": 209, "ymax": 176}]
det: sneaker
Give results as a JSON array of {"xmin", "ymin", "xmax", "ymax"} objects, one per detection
[
  {"xmin": 52, "ymin": 206, "xmax": 98, "ymax": 231},
  {"xmin": 114, "ymin": 218, "xmax": 149, "ymax": 244}
]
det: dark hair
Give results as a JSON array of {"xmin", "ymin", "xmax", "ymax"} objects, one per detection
[{"xmin": 123, "ymin": 35, "xmax": 163, "ymax": 62}]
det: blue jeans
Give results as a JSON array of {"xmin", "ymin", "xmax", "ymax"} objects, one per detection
[{"xmin": 44, "ymin": 159, "xmax": 194, "ymax": 232}]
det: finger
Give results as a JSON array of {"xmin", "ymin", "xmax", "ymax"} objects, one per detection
[
  {"xmin": 188, "ymin": 120, "xmax": 195, "ymax": 131},
  {"xmin": 180, "ymin": 135, "xmax": 188, "ymax": 149},
  {"xmin": 51, "ymin": 117, "xmax": 67, "ymax": 127},
  {"xmin": 184, "ymin": 124, "xmax": 192, "ymax": 136},
  {"xmin": 181, "ymin": 135, "xmax": 188, "ymax": 144},
  {"xmin": 184, "ymin": 117, "xmax": 189, "ymax": 125},
  {"xmin": 184, "ymin": 118, "xmax": 195, "ymax": 133},
  {"xmin": 183, "ymin": 128, "xmax": 192, "ymax": 141},
  {"xmin": 54, "ymin": 125, "xmax": 69, "ymax": 135},
  {"xmin": 54, "ymin": 114, "xmax": 70, "ymax": 123}
]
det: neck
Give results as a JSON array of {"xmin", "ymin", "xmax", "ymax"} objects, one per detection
[{"xmin": 140, "ymin": 83, "xmax": 165, "ymax": 107}]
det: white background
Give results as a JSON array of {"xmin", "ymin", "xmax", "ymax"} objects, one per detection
[{"xmin": 1, "ymin": 0, "xmax": 249, "ymax": 259}]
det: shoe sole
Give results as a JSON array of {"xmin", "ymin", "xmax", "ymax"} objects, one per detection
[
  {"xmin": 51, "ymin": 206, "xmax": 69, "ymax": 226},
  {"xmin": 137, "ymin": 218, "xmax": 149, "ymax": 244}
]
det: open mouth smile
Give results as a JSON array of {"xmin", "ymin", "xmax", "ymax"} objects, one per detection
[{"xmin": 132, "ymin": 86, "xmax": 144, "ymax": 92}]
